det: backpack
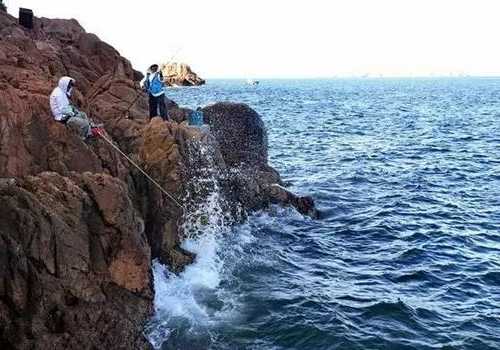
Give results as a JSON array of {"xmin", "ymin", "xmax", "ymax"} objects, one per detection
[{"xmin": 147, "ymin": 72, "xmax": 164, "ymax": 95}]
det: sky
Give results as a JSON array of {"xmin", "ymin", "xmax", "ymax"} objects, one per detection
[{"xmin": 5, "ymin": 0, "xmax": 500, "ymax": 78}]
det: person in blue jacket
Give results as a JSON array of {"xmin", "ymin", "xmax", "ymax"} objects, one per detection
[{"xmin": 140, "ymin": 64, "xmax": 168, "ymax": 120}]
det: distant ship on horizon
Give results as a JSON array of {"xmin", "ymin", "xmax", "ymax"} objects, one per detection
[{"xmin": 246, "ymin": 78, "xmax": 260, "ymax": 86}]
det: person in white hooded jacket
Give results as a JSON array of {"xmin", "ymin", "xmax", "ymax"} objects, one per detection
[{"xmin": 49, "ymin": 76, "xmax": 94, "ymax": 140}]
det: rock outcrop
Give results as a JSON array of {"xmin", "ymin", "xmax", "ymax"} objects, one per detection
[
  {"xmin": 0, "ymin": 9, "xmax": 317, "ymax": 350},
  {"xmin": 163, "ymin": 101, "xmax": 319, "ymax": 218},
  {"xmin": 160, "ymin": 62, "xmax": 205, "ymax": 86},
  {"xmin": 0, "ymin": 173, "xmax": 152, "ymax": 349},
  {"xmin": 202, "ymin": 102, "xmax": 319, "ymax": 218},
  {"xmin": 0, "ymin": 10, "xmax": 156, "ymax": 349}
]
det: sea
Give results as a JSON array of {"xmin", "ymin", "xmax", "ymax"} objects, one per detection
[{"xmin": 144, "ymin": 78, "xmax": 500, "ymax": 350}]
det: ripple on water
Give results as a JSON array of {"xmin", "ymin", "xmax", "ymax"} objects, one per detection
[{"xmin": 148, "ymin": 79, "xmax": 500, "ymax": 349}]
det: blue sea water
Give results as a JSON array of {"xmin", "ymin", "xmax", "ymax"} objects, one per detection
[{"xmin": 146, "ymin": 78, "xmax": 500, "ymax": 350}]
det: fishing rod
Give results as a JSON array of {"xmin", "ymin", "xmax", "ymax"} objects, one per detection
[
  {"xmin": 165, "ymin": 47, "xmax": 182, "ymax": 65},
  {"xmin": 123, "ymin": 48, "xmax": 181, "ymax": 119}
]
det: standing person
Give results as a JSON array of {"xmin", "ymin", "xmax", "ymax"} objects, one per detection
[
  {"xmin": 49, "ymin": 76, "xmax": 98, "ymax": 140},
  {"xmin": 140, "ymin": 64, "xmax": 168, "ymax": 120}
]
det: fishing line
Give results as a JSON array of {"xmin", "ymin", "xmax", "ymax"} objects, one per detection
[{"xmin": 97, "ymin": 129, "xmax": 186, "ymax": 211}]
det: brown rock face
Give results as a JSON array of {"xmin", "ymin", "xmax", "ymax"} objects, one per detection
[
  {"xmin": 136, "ymin": 118, "xmax": 200, "ymax": 272},
  {"xmin": 168, "ymin": 106, "xmax": 193, "ymax": 124},
  {"xmin": 160, "ymin": 62, "xmax": 205, "ymax": 86},
  {"xmin": 0, "ymin": 11, "xmax": 141, "ymax": 179},
  {"xmin": 0, "ymin": 10, "xmax": 155, "ymax": 349},
  {"xmin": 0, "ymin": 172, "xmax": 152, "ymax": 349},
  {"xmin": 0, "ymin": 9, "xmax": 317, "ymax": 350}
]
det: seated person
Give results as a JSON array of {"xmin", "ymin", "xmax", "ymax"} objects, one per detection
[{"xmin": 49, "ymin": 76, "xmax": 98, "ymax": 140}]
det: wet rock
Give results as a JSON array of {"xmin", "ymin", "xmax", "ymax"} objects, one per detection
[
  {"xmin": 202, "ymin": 102, "xmax": 268, "ymax": 167},
  {"xmin": 202, "ymin": 102, "xmax": 318, "ymax": 217},
  {"xmin": 0, "ymin": 8, "xmax": 318, "ymax": 349},
  {"xmin": 135, "ymin": 118, "xmax": 223, "ymax": 271},
  {"xmin": 265, "ymin": 184, "xmax": 319, "ymax": 219}
]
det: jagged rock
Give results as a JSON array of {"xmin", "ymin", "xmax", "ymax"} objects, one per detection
[
  {"xmin": 202, "ymin": 102, "xmax": 318, "ymax": 216},
  {"xmin": 164, "ymin": 96, "xmax": 178, "ymax": 111},
  {"xmin": 168, "ymin": 106, "xmax": 193, "ymax": 124},
  {"xmin": 0, "ymin": 10, "xmax": 139, "ymax": 180},
  {"xmin": 160, "ymin": 62, "xmax": 205, "ymax": 86},
  {"xmin": 202, "ymin": 102, "xmax": 268, "ymax": 167},
  {"xmin": 87, "ymin": 75, "xmax": 149, "ymax": 123},
  {"xmin": 265, "ymin": 184, "xmax": 319, "ymax": 219},
  {"xmin": 0, "ymin": 10, "xmax": 153, "ymax": 349},
  {"xmin": 136, "ymin": 118, "xmax": 225, "ymax": 271},
  {"xmin": 0, "ymin": 8, "xmax": 318, "ymax": 350},
  {"xmin": 0, "ymin": 172, "xmax": 152, "ymax": 349}
]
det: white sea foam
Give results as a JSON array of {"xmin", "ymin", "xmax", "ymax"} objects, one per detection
[
  {"xmin": 145, "ymin": 140, "xmax": 247, "ymax": 349},
  {"xmin": 146, "ymin": 220, "xmax": 249, "ymax": 349}
]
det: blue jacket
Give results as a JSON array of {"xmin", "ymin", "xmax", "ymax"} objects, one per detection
[{"xmin": 145, "ymin": 72, "xmax": 165, "ymax": 96}]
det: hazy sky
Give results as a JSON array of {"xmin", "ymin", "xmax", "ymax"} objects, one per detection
[{"xmin": 6, "ymin": 0, "xmax": 500, "ymax": 78}]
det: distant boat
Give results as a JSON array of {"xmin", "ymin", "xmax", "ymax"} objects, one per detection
[{"xmin": 247, "ymin": 79, "xmax": 259, "ymax": 86}]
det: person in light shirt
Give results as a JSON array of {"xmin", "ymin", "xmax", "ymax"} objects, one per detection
[
  {"xmin": 140, "ymin": 64, "xmax": 168, "ymax": 120},
  {"xmin": 49, "ymin": 76, "xmax": 98, "ymax": 140}
]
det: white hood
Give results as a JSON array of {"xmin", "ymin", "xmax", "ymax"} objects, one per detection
[
  {"xmin": 49, "ymin": 76, "xmax": 75, "ymax": 121},
  {"xmin": 58, "ymin": 76, "xmax": 74, "ymax": 96}
]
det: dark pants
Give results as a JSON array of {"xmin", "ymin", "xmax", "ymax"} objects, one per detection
[{"xmin": 148, "ymin": 94, "xmax": 168, "ymax": 120}]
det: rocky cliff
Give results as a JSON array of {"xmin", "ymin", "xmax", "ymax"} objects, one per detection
[
  {"xmin": 0, "ymin": 10, "xmax": 316, "ymax": 349},
  {"xmin": 160, "ymin": 62, "xmax": 205, "ymax": 86}
]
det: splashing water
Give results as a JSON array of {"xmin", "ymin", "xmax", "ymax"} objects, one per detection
[
  {"xmin": 145, "ymin": 138, "xmax": 244, "ymax": 349},
  {"xmin": 146, "ymin": 79, "xmax": 500, "ymax": 349}
]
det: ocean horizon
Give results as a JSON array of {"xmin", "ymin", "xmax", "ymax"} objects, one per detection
[
  {"xmin": 199, "ymin": 76, "xmax": 500, "ymax": 82},
  {"xmin": 2, "ymin": 3, "xmax": 500, "ymax": 349},
  {"xmin": 147, "ymin": 77, "xmax": 500, "ymax": 349}
]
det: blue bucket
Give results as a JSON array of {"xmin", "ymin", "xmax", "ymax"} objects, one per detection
[{"xmin": 188, "ymin": 110, "xmax": 204, "ymax": 126}]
